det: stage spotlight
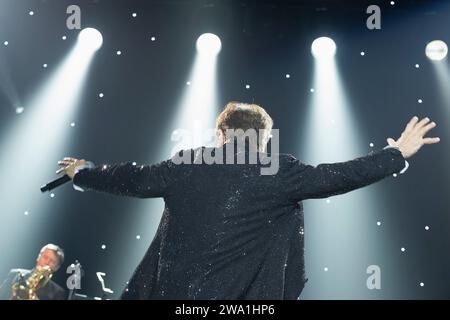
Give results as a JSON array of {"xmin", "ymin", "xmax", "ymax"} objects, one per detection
[
  {"xmin": 196, "ymin": 33, "xmax": 222, "ymax": 56},
  {"xmin": 16, "ymin": 107, "xmax": 25, "ymax": 114},
  {"xmin": 311, "ymin": 37, "xmax": 336, "ymax": 60},
  {"xmin": 425, "ymin": 40, "xmax": 448, "ymax": 61},
  {"xmin": 78, "ymin": 28, "xmax": 103, "ymax": 52},
  {"xmin": 15, "ymin": 106, "xmax": 24, "ymax": 114}
]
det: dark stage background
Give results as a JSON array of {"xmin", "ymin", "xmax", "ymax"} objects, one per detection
[{"xmin": 0, "ymin": 0, "xmax": 449, "ymax": 299}]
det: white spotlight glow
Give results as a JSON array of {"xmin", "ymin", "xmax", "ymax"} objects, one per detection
[
  {"xmin": 78, "ymin": 28, "xmax": 103, "ymax": 52},
  {"xmin": 196, "ymin": 33, "xmax": 222, "ymax": 56},
  {"xmin": 425, "ymin": 40, "xmax": 448, "ymax": 61},
  {"xmin": 311, "ymin": 37, "xmax": 336, "ymax": 60}
]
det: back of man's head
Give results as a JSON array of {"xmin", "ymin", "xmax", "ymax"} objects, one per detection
[{"xmin": 215, "ymin": 102, "xmax": 273, "ymax": 152}]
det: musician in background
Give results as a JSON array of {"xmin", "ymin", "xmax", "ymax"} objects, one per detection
[{"xmin": 0, "ymin": 243, "xmax": 67, "ymax": 300}]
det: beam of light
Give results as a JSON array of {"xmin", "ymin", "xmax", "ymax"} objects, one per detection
[
  {"xmin": 429, "ymin": 58, "xmax": 450, "ymax": 185},
  {"xmin": 430, "ymin": 59, "xmax": 450, "ymax": 112},
  {"xmin": 0, "ymin": 29, "xmax": 102, "ymax": 274},
  {"xmin": 299, "ymin": 44, "xmax": 390, "ymax": 299},
  {"xmin": 425, "ymin": 40, "xmax": 448, "ymax": 61},
  {"xmin": 0, "ymin": 51, "xmax": 21, "ymax": 112},
  {"xmin": 105, "ymin": 34, "xmax": 221, "ymax": 297},
  {"xmin": 168, "ymin": 52, "xmax": 220, "ymax": 153},
  {"xmin": 311, "ymin": 37, "xmax": 337, "ymax": 60}
]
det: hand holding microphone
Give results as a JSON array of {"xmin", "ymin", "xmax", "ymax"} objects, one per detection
[
  {"xmin": 40, "ymin": 157, "xmax": 87, "ymax": 193},
  {"xmin": 56, "ymin": 157, "xmax": 87, "ymax": 179}
]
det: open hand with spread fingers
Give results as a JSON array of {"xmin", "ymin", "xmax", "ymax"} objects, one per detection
[{"xmin": 387, "ymin": 116, "xmax": 440, "ymax": 159}]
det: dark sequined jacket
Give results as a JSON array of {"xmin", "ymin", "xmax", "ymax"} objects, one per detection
[{"xmin": 73, "ymin": 145, "xmax": 406, "ymax": 300}]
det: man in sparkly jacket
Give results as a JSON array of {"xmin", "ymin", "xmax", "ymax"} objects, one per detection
[{"xmin": 58, "ymin": 102, "xmax": 439, "ymax": 299}]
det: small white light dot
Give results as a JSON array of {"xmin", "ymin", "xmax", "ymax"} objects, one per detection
[
  {"xmin": 15, "ymin": 107, "xmax": 24, "ymax": 114},
  {"xmin": 62, "ymin": 35, "xmax": 67, "ymax": 40},
  {"xmin": 136, "ymin": 235, "xmax": 141, "ymax": 240},
  {"xmin": 186, "ymin": 81, "xmax": 191, "ymax": 86},
  {"xmin": 29, "ymin": 11, "xmax": 34, "ymax": 16},
  {"xmin": 132, "ymin": 162, "xmax": 137, "ymax": 166},
  {"xmin": 132, "ymin": 12, "xmax": 137, "ymax": 18},
  {"xmin": 50, "ymin": 193, "xmax": 55, "ymax": 198},
  {"xmin": 377, "ymin": 221, "xmax": 381, "ymax": 226},
  {"xmin": 70, "ymin": 122, "xmax": 75, "ymax": 127},
  {"xmin": 24, "ymin": 211, "xmax": 29, "ymax": 216},
  {"xmin": 326, "ymin": 199, "xmax": 331, "ymax": 204},
  {"xmin": 103, "ymin": 165, "xmax": 108, "ymax": 169},
  {"xmin": 419, "ymin": 282, "xmax": 424, "ymax": 287},
  {"xmin": 4, "ymin": 41, "xmax": 8, "ymax": 46},
  {"xmin": 43, "ymin": 64, "xmax": 48, "ymax": 68},
  {"xmin": 245, "ymin": 84, "xmax": 250, "ymax": 89},
  {"xmin": 425, "ymin": 225, "xmax": 430, "ymax": 231},
  {"xmin": 390, "ymin": 1, "xmax": 395, "ymax": 5},
  {"xmin": 99, "ymin": 93, "xmax": 104, "ymax": 98},
  {"xmin": 285, "ymin": 74, "xmax": 290, "ymax": 78},
  {"xmin": 418, "ymin": 99, "xmax": 423, "ymax": 104},
  {"xmin": 101, "ymin": 244, "xmax": 106, "ymax": 250},
  {"xmin": 393, "ymin": 173, "xmax": 398, "ymax": 178},
  {"xmin": 151, "ymin": 36, "xmax": 156, "ymax": 41},
  {"xmin": 369, "ymin": 142, "xmax": 374, "ymax": 148},
  {"xmin": 401, "ymin": 247, "xmax": 406, "ymax": 252},
  {"xmin": 310, "ymin": 88, "xmax": 315, "ymax": 93},
  {"xmin": 324, "ymin": 267, "xmax": 328, "ymax": 272},
  {"xmin": 415, "ymin": 64, "xmax": 420, "ymax": 68},
  {"xmin": 116, "ymin": 50, "xmax": 122, "ymax": 55},
  {"xmin": 360, "ymin": 51, "xmax": 365, "ymax": 56}
]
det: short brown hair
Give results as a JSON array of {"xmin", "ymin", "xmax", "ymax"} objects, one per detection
[{"xmin": 216, "ymin": 102, "xmax": 273, "ymax": 151}]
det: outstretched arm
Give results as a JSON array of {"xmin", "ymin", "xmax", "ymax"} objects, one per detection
[
  {"xmin": 286, "ymin": 116, "xmax": 440, "ymax": 201},
  {"xmin": 57, "ymin": 159, "xmax": 174, "ymax": 198}
]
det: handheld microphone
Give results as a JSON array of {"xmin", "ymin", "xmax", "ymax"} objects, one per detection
[{"xmin": 40, "ymin": 175, "xmax": 72, "ymax": 193}]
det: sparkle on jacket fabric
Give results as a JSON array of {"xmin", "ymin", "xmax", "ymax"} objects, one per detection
[{"xmin": 73, "ymin": 145, "xmax": 405, "ymax": 300}]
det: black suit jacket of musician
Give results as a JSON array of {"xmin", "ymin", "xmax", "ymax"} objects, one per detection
[{"xmin": 73, "ymin": 144, "xmax": 406, "ymax": 300}]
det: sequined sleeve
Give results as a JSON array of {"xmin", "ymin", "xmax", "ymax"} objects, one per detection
[
  {"xmin": 72, "ymin": 161, "xmax": 174, "ymax": 198},
  {"xmin": 284, "ymin": 148, "xmax": 406, "ymax": 201}
]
